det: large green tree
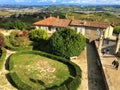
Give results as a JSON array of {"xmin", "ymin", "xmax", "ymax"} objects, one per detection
[{"xmin": 49, "ymin": 28, "xmax": 86, "ymax": 59}]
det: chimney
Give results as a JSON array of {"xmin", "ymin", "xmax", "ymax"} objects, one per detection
[{"xmin": 57, "ymin": 16, "xmax": 59, "ymax": 19}]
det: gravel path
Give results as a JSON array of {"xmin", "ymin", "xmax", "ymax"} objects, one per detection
[{"xmin": 0, "ymin": 50, "xmax": 17, "ymax": 90}]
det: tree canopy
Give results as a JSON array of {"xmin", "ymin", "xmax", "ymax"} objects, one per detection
[
  {"xmin": 4, "ymin": 20, "xmax": 29, "ymax": 30},
  {"xmin": 113, "ymin": 26, "xmax": 120, "ymax": 34},
  {"xmin": 29, "ymin": 29, "xmax": 48, "ymax": 42},
  {"xmin": 49, "ymin": 28, "xmax": 86, "ymax": 59}
]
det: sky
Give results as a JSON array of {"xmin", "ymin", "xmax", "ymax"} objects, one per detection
[{"xmin": 0, "ymin": 0, "xmax": 120, "ymax": 5}]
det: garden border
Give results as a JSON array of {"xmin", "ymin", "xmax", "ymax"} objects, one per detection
[{"xmin": 9, "ymin": 51, "xmax": 82, "ymax": 90}]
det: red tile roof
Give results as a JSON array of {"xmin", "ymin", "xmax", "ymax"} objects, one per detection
[
  {"xmin": 34, "ymin": 17, "xmax": 71, "ymax": 27},
  {"xmin": 33, "ymin": 17, "xmax": 56, "ymax": 26},
  {"xmin": 53, "ymin": 19, "xmax": 71, "ymax": 27},
  {"xmin": 34, "ymin": 16, "xmax": 111, "ymax": 29},
  {"xmin": 70, "ymin": 20, "xmax": 110, "ymax": 29}
]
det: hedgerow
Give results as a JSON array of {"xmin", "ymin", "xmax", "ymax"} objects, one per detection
[{"xmin": 9, "ymin": 51, "xmax": 82, "ymax": 90}]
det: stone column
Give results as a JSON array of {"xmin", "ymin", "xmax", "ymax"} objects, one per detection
[
  {"xmin": 98, "ymin": 34, "xmax": 103, "ymax": 51},
  {"xmin": 115, "ymin": 33, "xmax": 120, "ymax": 54}
]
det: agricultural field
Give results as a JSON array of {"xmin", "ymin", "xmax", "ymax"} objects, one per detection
[{"xmin": 0, "ymin": 11, "xmax": 13, "ymax": 16}]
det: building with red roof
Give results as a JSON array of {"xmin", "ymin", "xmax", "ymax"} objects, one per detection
[{"xmin": 33, "ymin": 16, "xmax": 114, "ymax": 41}]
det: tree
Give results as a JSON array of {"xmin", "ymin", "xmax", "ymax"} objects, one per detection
[
  {"xmin": 29, "ymin": 29, "xmax": 48, "ymax": 42},
  {"xmin": 113, "ymin": 26, "xmax": 120, "ymax": 34},
  {"xmin": 4, "ymin": 20, "xmax": 28, "ymax": 30},
  {"xmin": 0, "ymin": 33, "xmax": 5, "ymax": 48},
  {"xmin": 49, "ymin": 28, "xmax": 86, "ymax": 59}
]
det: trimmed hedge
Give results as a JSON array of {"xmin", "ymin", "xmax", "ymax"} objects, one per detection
[
  {"xmin": 0, "ymin": 48, "xmax": 6, "ymax": 70},
  {"xmin": 5, "ymin": 37, "xmax": 33, "ymax": 51},
  {"xmin": 10, "ymin": 72, "xmax": 35, "ymax": 90},
  {"xmin": 9, "ymin": 51, "xmax": 82, "ymax": 90}
]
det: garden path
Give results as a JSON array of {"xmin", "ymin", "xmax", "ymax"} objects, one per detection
[
  {"xmin": 71, "ymin": 47, "xmax": 88, "ymax": 90},
  {"xmin": 72, "ymin": 43, "xmax": 106, "ymax": 90},
  {"xmin": 0, "ymin": 50, "xmax": 17, "ymax": 90}
]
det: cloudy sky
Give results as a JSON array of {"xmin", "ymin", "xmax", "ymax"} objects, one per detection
[{"xmin": 0, "ymin": 0, "xmax": 120, "ymax": 5}]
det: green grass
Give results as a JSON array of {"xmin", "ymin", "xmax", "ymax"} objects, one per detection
[
  {"xmin": 66, "ymin": 12, "xmax": 120, "ymax": 26},
  {"xmin": 9, "ymin": 53, "xmax": 72, "ymax": 89}
]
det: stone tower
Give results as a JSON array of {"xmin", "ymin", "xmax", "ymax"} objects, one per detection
[{"xmin": 115, "ymin": 33, "xmax": 120, "ymax": 54}]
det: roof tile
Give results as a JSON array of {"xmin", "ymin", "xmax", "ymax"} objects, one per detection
[{"xmin": 34, "ymin": 16, "xmax": 110, "ymax": 29}]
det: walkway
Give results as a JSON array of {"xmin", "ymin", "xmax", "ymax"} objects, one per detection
[
  {"xmin": 95, "ymin": 41, "xmax": 120, "ymax": 90},
  {"xmin": 72, "ymin": 48, "xmax": 88, "ymax": 90},
  {"xmin": 86, "ymin": 43, "xmax": 106, "ymax": 90},
  {"xmin": 72, "ymin": 43, "xmax": 106, "ymax": 90},
  {"xmin": 0, "ymin": 50, "xmax": 17, "ymax": 90}
]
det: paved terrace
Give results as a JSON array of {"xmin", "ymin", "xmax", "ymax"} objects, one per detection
[{"xmin": 95, "ymin": 40, "xmax": 120, "ymax": 90}]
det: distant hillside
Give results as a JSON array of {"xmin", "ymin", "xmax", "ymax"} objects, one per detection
[
  {"xmin": 66, "ymin": 12, "xmax": 120, "ymax": 26},
  {"xmin": 0, "ymin": 11, "xmax": 120, "ymax": 29}
]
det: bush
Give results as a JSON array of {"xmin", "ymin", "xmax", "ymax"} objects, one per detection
[
  {"xmin": 0, "ymin": 47, "xmax": 6, "ymax": 70},
  {"xmin": 10, "ymin": 72, "xmax": 34, "ymax": 90},
  {"xmin": 9, "ymin": 51, "xmax": 82, "ymax": 90},
  {"xmin": 5, "ymin": 37, "xmax": 33, "ymax": 51},
  {"xmin": 5, "ymin": 30, "xmax": 32, "ymax": 51},
  {"xmin": 49, "ymin": 28, "xmax": 86, "ymax": 59},
  {"xmin": 9, "ymin": 31, "xmax": 31, "ymax": 47},
  {"xmin": 29, "ymin": 29, "xmax": 48, "ymax": 42},
  {"xmin": 0, "ymin": 33, "xmax": 5, "ymax": 47},
  {"xmin": 113, "ymin": 26, "xmax": 120, "ymax": 34}
]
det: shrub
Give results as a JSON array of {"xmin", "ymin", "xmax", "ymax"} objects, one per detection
[
  {"xmin": 0, "ymin": 33, "xmax": 5, "ymax": 47},
  {"xmin": 5, "ymin": 30, "xmax": 32, "ymax": 50},
  {"xmin": 113, "ymin": 26, "xmax": 120, "ymax": 34},
  {"xmin": 49, "ymin": 28, "xmax": 86, "ymax": 59},
  {"xmin": 29, "ymin": 29, "xmax": 48, "ymax": 42},
  {"xmin": 5, "ymin": 36, "xmax": 33, "ymax": 51},
  {"xmin": 10, "ymin": 72, "xmax": 34, "ymax": 90}
]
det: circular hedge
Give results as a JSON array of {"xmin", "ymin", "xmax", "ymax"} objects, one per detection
[{"xmin": 9, "ymin": 51, "xmax": 82, "ymax": 90}]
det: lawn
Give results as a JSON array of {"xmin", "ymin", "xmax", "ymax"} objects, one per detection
[{"xmin": 9, "ymin": 53, "xmax": 72, "ymax": 89}]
